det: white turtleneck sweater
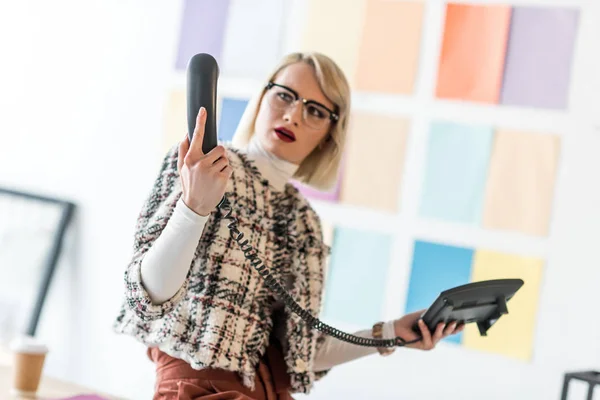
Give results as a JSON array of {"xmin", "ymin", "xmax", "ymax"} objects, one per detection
[{"xmin": 140, "ymin": 136, "xmax": 397, "ymax": 372}]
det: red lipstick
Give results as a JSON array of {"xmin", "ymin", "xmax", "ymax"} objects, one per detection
[{"xmin": 274, "ymin": 127, "xmax": 296, "ymax": 142}]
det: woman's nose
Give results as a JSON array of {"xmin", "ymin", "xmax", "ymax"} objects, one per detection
[{"xmin": 283, "ymin": 102, "xmax": 302, "ymax": 126}]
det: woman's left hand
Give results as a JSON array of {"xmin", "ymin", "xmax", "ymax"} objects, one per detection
[{"xmin": 393, "ymin": 310, "xmax": 464, "ymax": 351}]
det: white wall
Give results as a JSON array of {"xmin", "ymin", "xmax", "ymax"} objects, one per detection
[
  {"xmin": 0, "ymin": 1, "xmax": 598, "ymax": 399},
  {"xmin": 0, "ymin": 1, "xmax": 182, "ymax": 399}
]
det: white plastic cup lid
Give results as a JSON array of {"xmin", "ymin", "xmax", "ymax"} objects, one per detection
[{"xmin": 9, "ymin": 335, "xmax": 48, "ymax": 355}]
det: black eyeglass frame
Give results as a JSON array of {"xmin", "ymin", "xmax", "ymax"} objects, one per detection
[{"xmin": 265, "ymin": 81, "xmax": 340, "ymax": 123}]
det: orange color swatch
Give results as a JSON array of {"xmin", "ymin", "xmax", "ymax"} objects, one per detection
[
  {"xmin": 355, "ymin": 0, "xmax": 424, "ymax": 94},
  {"xmin": 435, "ymin": 4, "xmax": 512, "ymax": 103},
  {"xmin": 340, "ymin": 112, "xmax": 409, "ymax": 213}
]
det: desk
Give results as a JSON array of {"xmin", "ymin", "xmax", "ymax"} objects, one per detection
[{"xmin": 0, "ymin": 348, "xmax": 121, "ymax": 400}]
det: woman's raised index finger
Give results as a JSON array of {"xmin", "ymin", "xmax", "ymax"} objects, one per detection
[{"xmin": 189, "ymin": 107, "xmax": 207, "ymax": 155}]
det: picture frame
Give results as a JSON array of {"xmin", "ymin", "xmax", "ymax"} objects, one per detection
[{"xmin": 0, "ymin": 187, "xmax": 75, "ymax": 341}]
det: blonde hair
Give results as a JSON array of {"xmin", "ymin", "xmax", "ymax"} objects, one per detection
[{"xmin": 231, "ymin": 52, "xmax": 351, "ymax": 191}]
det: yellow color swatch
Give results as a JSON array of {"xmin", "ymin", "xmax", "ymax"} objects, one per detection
[
  {"xmin": 300, "ymin": 0, "xmax": 367, "ymax": 84},
  {"xmin": 482, "ymin": 130, "xmax": 561, "ymax": 236},
  {"xmin": 355, "ymin": 0, "xmax": 424, "ymax": 94},
  {"xmin": 463, "ymin": 250, "xmax": 544, "ymax": 362},
  {"xmin": 161, "ymin": 89, "xmax": 187, "ymax": 156},
  {"xmin": 340, "ymin": 113, "xmax": 409, "ymax": 213}
]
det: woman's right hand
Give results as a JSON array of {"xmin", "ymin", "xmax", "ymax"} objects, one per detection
[{"xmin": 177, "ymin": 107, "xmax": 233, "ymax": 216}]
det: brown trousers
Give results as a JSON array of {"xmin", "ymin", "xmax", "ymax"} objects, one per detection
[{"xmin": 147, "ymin": 342, "xmax": 294, "ymax": 400}]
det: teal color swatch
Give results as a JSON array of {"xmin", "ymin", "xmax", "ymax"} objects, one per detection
[
  {"xmin": 419, "ymin": 122, "xmax": 494, "ymax": 225},
  {"xmin": 322, "ymin": 227, "xmax": 392, "ymax": 327}
]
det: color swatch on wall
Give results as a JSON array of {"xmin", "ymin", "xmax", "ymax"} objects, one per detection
[
  {"xmin": 293, "ymin": 175, "xmax": 342, "ymax": 203},
  {"xmin": 322, "ymin": 227, "xmax": 392, "ymax": 326},
  {"xmin": 339, "ymin": 112, "xmax": 409, "ymax": 213},
  {"xmin": 436, "ymin": 3, "xmax": 579, "ymax": 109},
  {"xmin": 499, "ymin": 7, "xmax": 580, "ymax": 109},
  {"xmin": 162, "ymin": 89, "xmax": 186, "ymax": 155},
  {"xmin": 435, "ymin": 4, "xmax": 512, "ymax": 104},
  {"xmin": 482, "ymin": 129, "xmax": 561, "ymax": 236},
  {"xmin": 219, "ymin": 0, "xmax": 287, "ymax": 77},
  {"xmin": 354, "ymin": 0, "xmax": 424, "ymax": 94},
  {"xmin": 301, "ymin": 0, "xmax": 367, "ymax": 87},
  {"xmin": 463, "ymin": 250, "xmax": 543, "ymax": 362},
  {"xmin": 175, "ymin": 0, "xmax": 286, "ymax": 78},
  {"xmin": 419, "ymin": 122, "xmax": 560, "ymax": 236},
  {"xmin": 405, "ymin": 240, "xmax": 544, "ymax": 359},
  {"xmin": 175, "ymin": 0, "xmax": 230, "ymax": 71},
  {"xmin": 405, "ymin": 240, "xmax": 474, "ymax": 344},
  {"xmin": 419, "ymin": 122, "xmax": 494, "ymax": 225},
  {"xmin": 218, "ymin": 98, "xmax": 248, "ymax": 143}
]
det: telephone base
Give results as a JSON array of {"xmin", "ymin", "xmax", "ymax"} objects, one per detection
[{"xmin": 412, "ymin": 279, "xmax": 523, "ymax": 337}]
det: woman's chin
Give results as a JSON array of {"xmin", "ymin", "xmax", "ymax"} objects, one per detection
[
  {"xmin": 267, "ymin": 143, "xmax": 296, "ymax": 162},
  {"xmin": 257, "ymin": 133, "xmax": 299, "ymax": 163},
  {"xmin": 263, "ymin": 136, "xmax": 285, "ymax": 152}
]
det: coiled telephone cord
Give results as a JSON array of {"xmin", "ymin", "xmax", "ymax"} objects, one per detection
[{"xmin": 217, "ymin": 196, "xmax": 419, "ymax": 348}]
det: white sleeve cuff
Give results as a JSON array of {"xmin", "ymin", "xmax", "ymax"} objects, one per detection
[
  {"xmin": 383, "ymin": 320, "xmax": 396, "ymax": 340},
  {"xmin": 176, "ymin": 197, "xmax": 212, "ymax": 224}
]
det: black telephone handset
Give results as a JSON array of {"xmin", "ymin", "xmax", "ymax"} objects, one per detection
[
  {"xmin": 185, "ymin": 53, "xmax": 417, "ymax": 349},
  {"xmin": 187, "ymin": 53, "xmax": 219, "ymax": 154}
]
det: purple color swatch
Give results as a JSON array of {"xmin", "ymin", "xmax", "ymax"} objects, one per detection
[
  {"xmin": 175, "ymin": 0, "xmax": 230, "ymax": 70},
  {"xmin": 293, "ymin": 157, "xmax": 347, "ymax": 202},
  {"xmin": 292, "ymin": 172, "xmax": 343, "ymax": 203},
  {"xmin": 500, "ymin": 7, "xmax": 580, "ymax": 109}
]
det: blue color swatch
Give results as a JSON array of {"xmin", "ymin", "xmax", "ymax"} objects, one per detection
[
  {"xmin": 405, "ymin": 240, "xmax": 474, "ymax": 344},
  {"xmin": 218, "ymin": 98, "xmax": 248, "ymax": 142},
  {"xmin": 419, "ymin": 122, "xmax": 494, "ymax": 225},
  {"xmin": 322, "ymin": 227, "xmax": 392, "ymax": 327}
]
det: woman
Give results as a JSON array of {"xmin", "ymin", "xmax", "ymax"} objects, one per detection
[{"xmin": 114, "ymin": 52, "xmax": 462, "ymax": 399}]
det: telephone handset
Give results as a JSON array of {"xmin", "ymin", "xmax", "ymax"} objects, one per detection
[
  {"xmin": 185, "ymin": 53, "xmax": 415, "ymax": 349},
  {"xmin": 186, "ymin": 53, "xmax": 219, "ymax": 154}
]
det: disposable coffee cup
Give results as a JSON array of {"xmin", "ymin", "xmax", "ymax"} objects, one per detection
[{"xmin": 9, "ymin": 335, "xmax": 48, "ymax": 398}]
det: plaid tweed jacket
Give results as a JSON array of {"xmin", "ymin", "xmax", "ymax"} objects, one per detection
[{"xmin": 113, "ymin": 143, "xmax": 331, "ymax": 393}]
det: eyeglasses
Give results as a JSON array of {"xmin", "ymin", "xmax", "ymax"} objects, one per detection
[{"xmin": 264, "ymin": 82, "xmax": 339, "ymax": 131}]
